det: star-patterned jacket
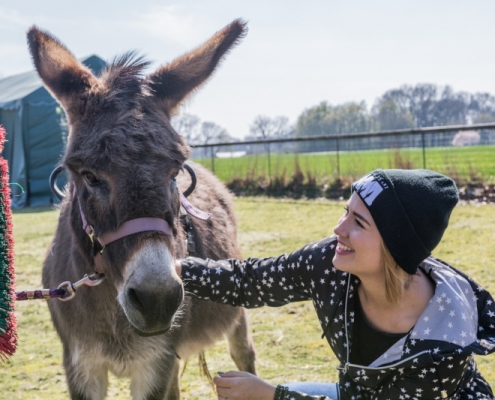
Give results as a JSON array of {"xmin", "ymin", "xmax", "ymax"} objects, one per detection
[{"xmin": 181, "ymin": 235, "xmax": 495, "ymax": 400}]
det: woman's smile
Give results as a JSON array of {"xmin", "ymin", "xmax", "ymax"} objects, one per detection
[{"xmin": 336, "ymin": 241, "xmax": 354, "ymax": 254}]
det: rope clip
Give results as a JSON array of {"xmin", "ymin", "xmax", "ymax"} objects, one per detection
[{"xmin": 57, "ymin": 273, "xmax": 105, "ymax": 302}]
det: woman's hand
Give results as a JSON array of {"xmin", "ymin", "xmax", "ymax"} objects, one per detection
[
  {"xmin": 214, "ymin": 371, "xmax": 276, "ymax": 400},
  {"xmin": 175, "ymin": 260, "xmax": 182, "ymax": 276}
]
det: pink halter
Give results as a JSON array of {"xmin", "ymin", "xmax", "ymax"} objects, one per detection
[{"xmin": 75, "ymin": 187, "xmax": 211, "ymax": 274}]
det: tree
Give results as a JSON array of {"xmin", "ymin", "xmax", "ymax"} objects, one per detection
[
  {"xmin": 378, "ymin": 84, "xmax": 437, "ymax": 128},
  {"xmin": 249, "ymin": 115, "xmax": 293, "ymax": 139},
  {"xmin": 469, "ymin": 93, "xmax": 495, "ymax": 144},
  {"xmin": 198, "ymin": 121, "xmax": 232, "ymax": 156},
  {"xmin": 171, "ymin": 113, "xmax": 200, "ymax": 144},
  {"xmin": 372, "ymin": 99, "xmax": 414, "ymax": 131},
  {"xmin": 296, "ymin": 101, "xmax": 369, "ymax": 138},
  {"xmin": 172, "ymin": 114, "xmax": 236, "ymax": 157},
  {"xmin": 295, "ymin": 102, "xmax": 369, "ymax": 152},
  {"xmin": 469, "ymin": 93, "xmax": 495, "ymax": 123},
  {"xmin": 199, "ymin": 122, "xmax": 228, "ymax": 143},
  {"xmin": 247, "ymin": 115, "xmax": 294, "ymax": 154},
  {"xmin": 376, "ymin": 84, "xmax": 471, "ymax": 128}
]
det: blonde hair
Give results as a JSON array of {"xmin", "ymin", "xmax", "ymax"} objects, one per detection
[{"xmin": 381, "ymin": 239, "xmax": 414, "ymax": 304}]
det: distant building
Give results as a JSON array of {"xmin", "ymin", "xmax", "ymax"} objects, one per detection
[
  {"xmin": 216, "ymin": 151, "xmax": 247, "ymax": 158},
  {"xmin": 452, "ymin": 130, "xmax": 480, "ymax": 147}
]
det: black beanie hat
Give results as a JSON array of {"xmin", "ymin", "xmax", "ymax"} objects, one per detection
[{"xmin": 351, "ymin": 169, "xmax": 459, "ymax": 274}]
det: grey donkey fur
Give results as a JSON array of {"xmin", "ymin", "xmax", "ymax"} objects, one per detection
[{"xmin": 27, "ymin": 20, "xmax": 256, "ymax": 400}]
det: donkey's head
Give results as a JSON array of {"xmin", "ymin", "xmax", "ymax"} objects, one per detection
[{"xmin": 28, "ymin": 21, "xmax": 246, "ymax": 335}]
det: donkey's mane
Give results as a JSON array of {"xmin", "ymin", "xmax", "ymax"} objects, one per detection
[{"xmin": 102, "ymin": 52, "xmax": 151, "ymax": 101}]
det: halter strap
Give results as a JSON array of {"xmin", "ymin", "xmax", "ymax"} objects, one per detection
[
  {"xmin": 75, "ymin": 187, "xmax": 172, "ymax": 274},
  {"xmin": 180, "ymin": 193, "xmax": 211, "ymax": 220},
  {"xmin": 98, "ymin": 218, "xmax": 173, "ymax": 247},
  {"xmin": 74, "ymin": 186, "xmax": 210, "ymax": 274}
]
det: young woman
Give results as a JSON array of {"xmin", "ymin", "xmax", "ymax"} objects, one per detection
[{"xmin": 177, "ymin": 169, "xmax": 495, "ymax": 400}]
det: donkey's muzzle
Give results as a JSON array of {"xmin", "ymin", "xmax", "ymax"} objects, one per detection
[
  {"xmin": 118, "ymin": 241, "xmax": 184, "ymax": 334},
  {"xmin": 124, "ymin": 282, "xmax": 183, "ymax": 334},
  {"xmin": 126, "ymin": 284, "xmax": 183, "ymax": 318}
]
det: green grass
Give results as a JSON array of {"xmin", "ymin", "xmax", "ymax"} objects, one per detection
[
  {"xmin": 193, "ymin": 145, "xmax": 495, "ymax": 184},
  {"xmin": 2, "ymin": 200, "xmax": 495, "ymax": 398}
]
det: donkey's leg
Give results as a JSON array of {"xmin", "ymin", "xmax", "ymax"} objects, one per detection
[
  {"xmin": 163, "ymin": 358, "xmax": 181, "ymax": 400},
  {"xmin": 226, "ymin": 309, "xmax": 257, "ymax": 374},
  {"xmin": 63, "ymin": 345, "xmax": 109, "ymax": 400},
  {"xmin": 130, "ymin": 355, "xmax": 180, "ymax": 400}
]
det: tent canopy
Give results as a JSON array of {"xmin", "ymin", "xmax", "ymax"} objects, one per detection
[
  {"xmin": 0, "ymin": 55, "xmax": 106, "ymax": 107},
  {"xmin": 0, "ymin": 55, "xmax": 106, "ymax": 207}
]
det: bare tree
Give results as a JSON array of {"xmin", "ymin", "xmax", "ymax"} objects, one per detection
[
  {"xmin": 171, "ymin": 113, "xmax": 200, "ymax": 144},
  {"xmin": 199, "ymin": 122, "xmax": 225, "ymax": 143},
  {"xmin": 250, "ymin": 115, "xmax": 293, "ymax": 139},
  {"xmin": 248, "ymin": 115, "xmax": 294, "ymax": 154},
  {"xmin": 198, "ymin": 121, "xmax": 232, "ymax": 156}
]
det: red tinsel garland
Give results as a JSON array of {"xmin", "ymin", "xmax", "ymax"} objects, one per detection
[{"xmin": 0, "ymin": 124, "xmax": 17, "ymax": 360}]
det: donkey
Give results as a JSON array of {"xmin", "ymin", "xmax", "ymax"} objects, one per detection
[{"xmin": 27, "ymin": 20, "xmax": 256, "ymax": 399}]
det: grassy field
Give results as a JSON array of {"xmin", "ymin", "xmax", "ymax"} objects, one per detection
[
  {"xmin": 193, "ymin": 145, "xmax": 495, "ymax": 185},
  {"xmin": 2, "ymin": 198, "xmax": 495, "ymax": 398}
]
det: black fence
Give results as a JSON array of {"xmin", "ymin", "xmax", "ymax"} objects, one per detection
[{"xmin": 190, "ymin": 123, "xmax": 495, "ymax": 186}]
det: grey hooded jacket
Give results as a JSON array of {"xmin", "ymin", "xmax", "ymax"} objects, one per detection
[{"xmin": 181, "ymin": 235, "xmax": 495, "ymax": 399}]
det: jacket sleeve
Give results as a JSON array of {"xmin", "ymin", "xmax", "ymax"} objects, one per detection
[
  {"xmin": 180, "ymin": 236, "xmax": 337, "ymax": 308},
  {"xmin": 281, "ymin": 390, "xmax": 332, "ymax": 400},
  {"xmin": 278, "ymin": 392, "xmax": 330, "ymax": 400}
]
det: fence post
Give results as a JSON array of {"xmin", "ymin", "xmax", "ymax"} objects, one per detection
[
  {"xmin": 336, "ymin": 138, "xmax": 340, "ymax": 181},
  {"xmin": 211, "ymin": 146, "xmax": 215, "ymax": 174},
  {"xmin": 267, "ymin": 143, "xmax": 271, "ymax": 183},
  {"xmin": 421, "ymin": 133, "xmax": 426, "ymax": 169},
  {"xmin": 229, "ymin": 144, "xmax": 234, "ymax": 182}
]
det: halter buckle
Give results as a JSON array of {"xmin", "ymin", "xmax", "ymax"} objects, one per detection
[{"xmin": 88, "ymin": 225, "xmax": 95, "ymax": 243}]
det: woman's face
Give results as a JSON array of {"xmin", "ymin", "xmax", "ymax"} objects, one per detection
[{"xmin": 333, "ymin": 192, "xmax": 383, "ymax": 278}]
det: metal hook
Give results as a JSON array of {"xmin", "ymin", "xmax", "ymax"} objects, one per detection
[
  {"xmin": 57, "ymin": 273, "xmax": 105, "ymax": 301},
  {"xmin": 182, "ymin": 163, "xmax": 197, "ymax": 198},
  {"xmin": 49, "ymin": 165, "xmax": 66, "ymax": 201}
]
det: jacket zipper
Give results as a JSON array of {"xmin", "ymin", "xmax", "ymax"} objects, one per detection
[
  {"xmin": 338, "ymin": 350, "xmax": 431, "ymax": 373},
  {"xmin": 341, "ymin": 274, "xmax": 430, "ymax": 373}
]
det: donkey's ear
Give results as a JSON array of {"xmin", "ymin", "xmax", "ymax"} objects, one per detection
[
  {"xmin": 27, "ymin": 26, "xmax": 99, "ymax": 109},
  {"xmin": 148, "ymin": 19, "xmax": 247, "ymax": 112}
]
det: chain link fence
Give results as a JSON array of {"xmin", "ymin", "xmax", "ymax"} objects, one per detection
[{"xmin": 190, "ymin": 123, "xmax": 495, "ymax": 199}]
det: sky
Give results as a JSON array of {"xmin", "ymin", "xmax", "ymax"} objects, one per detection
[{"xmin": 2, "ymin": 0, "xmax": 495, "ymax": 138}]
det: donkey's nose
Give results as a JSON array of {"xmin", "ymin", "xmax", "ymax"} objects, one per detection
[
  {"xmin": 126, "ymin": 287, "xmax": 146, "ymax": 312},
  {"xmin": 125, "ymin": 284, "xmax": 184, "ymax": 316}
]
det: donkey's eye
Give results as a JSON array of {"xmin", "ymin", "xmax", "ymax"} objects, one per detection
[
  {"xmin": 171, "ymin": 171, "xmax": 179, "ymax": 181},
  {"xmin": 82, "ymin": 172, "xmax": 99, "ymax": 186}
]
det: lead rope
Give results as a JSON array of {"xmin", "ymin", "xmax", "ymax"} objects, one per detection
[
  {"xmin": 16, "ymin": 288, "xmax": 65, "ymax": 301},
  {"xmin": 15, "ymin": 273, "xmax": 105, "ymax": 302}
]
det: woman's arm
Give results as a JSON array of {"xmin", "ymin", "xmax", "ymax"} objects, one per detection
[
  {"xmin": 179, "ymin": 236, "xmax": 337, "ymax": 308},
  {"xmin": 213, "ymin": 371, "xmax": 334, "ymax": 400}
]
